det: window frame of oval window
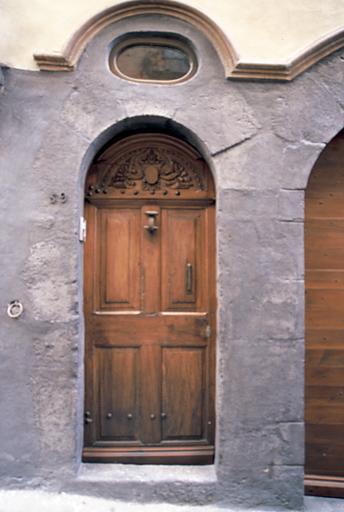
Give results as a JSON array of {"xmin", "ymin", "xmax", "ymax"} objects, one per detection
[{"xmin": 109, "ymin": 34, "xmax": 198, "ymax": 84}]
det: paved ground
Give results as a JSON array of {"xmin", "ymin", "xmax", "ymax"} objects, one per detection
[
  {"xmin": 305, "ymin": 496, "xmax": 344, "ymax": 511},
  {"xmin": 0, "ymin": 490, "xmax": 343, "ymax": 512}
]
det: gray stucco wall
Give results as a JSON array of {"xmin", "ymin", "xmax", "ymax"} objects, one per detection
[{"xmin": 1, "ymin": 13, "xmax": 344, "ymax": 511}]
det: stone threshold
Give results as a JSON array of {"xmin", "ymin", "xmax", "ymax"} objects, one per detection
[
  {"xmin": 77, "ymin": 463, "xmax": 217, "ymax": 482},
  {"xmin": 62, "ymin": 463, "xmax": 218, "ymax": 505}
]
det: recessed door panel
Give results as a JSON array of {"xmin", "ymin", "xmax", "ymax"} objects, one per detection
[
  {"xmin": 161, "ymin": 346, "xmax": 205, "ymax": 441},
  {"xmin": 97, "ymin": 347, "xmax": 140, "ymax": 441},
  {"xmin": 161, "ymin": 209, "xmax": 206, "ymax": 312},
  {"xmin": 97, "ymin": 208, "xmax": 141, "ymax": 312}
]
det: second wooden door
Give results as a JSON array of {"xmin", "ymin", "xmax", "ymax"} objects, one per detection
[{"xmin": 305, "ymin": 130, "xmax": 344, "ymax": 496}]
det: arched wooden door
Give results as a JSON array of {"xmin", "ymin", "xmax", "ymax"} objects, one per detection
[
  {"xmin": 83, "ymin": 134, "xmax": 216, "ymax": 464},
  {"xmin": 305, "ymin": 130, "xmax": 344, "ymax": 496}
]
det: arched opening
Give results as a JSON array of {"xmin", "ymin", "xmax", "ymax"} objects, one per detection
[
  {"xmin": 82, "ymin": 132, "xmax": 216, "ymax": 464},
  {"xmin": 305, "ymin": 129, "xmax": 344, "ymax": 496}
]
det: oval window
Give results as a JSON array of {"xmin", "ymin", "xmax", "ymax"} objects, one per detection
[{"xmin": 110, "ymin": 36, "xmax": 197, "ymax": 83}]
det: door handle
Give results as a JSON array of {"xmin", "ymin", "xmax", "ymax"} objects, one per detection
[
  {"xmin": 144, "ymin": 211, "xmax": 159, "ymax": 234},
  {"xmin": 185, "ymin": 262, "xmax": 193, "ymax": 294}
]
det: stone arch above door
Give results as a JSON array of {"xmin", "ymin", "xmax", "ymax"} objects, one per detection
[{"xmin": 83, "ymin": 132, "xmax": 216, "ymax": 464}]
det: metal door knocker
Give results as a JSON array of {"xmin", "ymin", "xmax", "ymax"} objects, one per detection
[
  {"xmin": 7, "ymin": 300, "xmax": 24, "ymax": 319},
  {"xmin": 144, "ymin": 211, "xmax": 159, "ymax": 234}
]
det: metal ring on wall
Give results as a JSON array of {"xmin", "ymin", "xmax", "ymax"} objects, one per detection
[{"xmin": 7, "ymin": 300, "xmax": 24, "ymax": 319}]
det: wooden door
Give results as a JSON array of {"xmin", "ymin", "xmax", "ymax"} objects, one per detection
[
  {"xmin": 305, "ymin": 130, "xmax": 344, "ymax": 496},
  {"xmin": 83, "ymin": 134, "xmax": 216, "ymax": 464}
]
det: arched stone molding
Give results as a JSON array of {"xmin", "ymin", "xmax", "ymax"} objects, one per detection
[
  {"xmin": 296, "ymin": 124, "xmax": 344, "ymax": 193},
  {"xmin": 303, "ymin": 126, "xmax": 344, "ymax": 190},
  {"xmin": 33, "ymin": 0, "xmax": 238, "ymax": 77},
  {"xmin": 79, "ymin": 115, "xmax": 217, "ymax": 193},
  {"xmin": 33, "ymin": 1, "xmax": 344, "ymax": 81}
]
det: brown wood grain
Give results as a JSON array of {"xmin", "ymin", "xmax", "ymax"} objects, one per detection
[
  {"xmin": 305, "ymin": 129, "xmax": 344, "ymax": 495},
  {"xmin": 97, "ymin": 347, "xmax": 139, "ymax": 441},
  {"xmin": 161, "ymin": 208, "xmax": 206, "ymax": 311},
  {"xmin": 99, "ymin": 208, "xmax": 141, "ymax": 310},
  {"xmin": 83, "ymin": 134, "xmax": 216, "ymax": 464},
  {"xmin": 162, "ymin": 347, "xmax": 205, "ymax": 440}
]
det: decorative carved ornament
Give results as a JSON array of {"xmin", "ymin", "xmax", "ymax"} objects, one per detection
[
  {"xmin": 86, "ymin": 135, "xmax": 214, "ymax": 200},
  {"xmin": 87, "ymin": 146, "xmax": 205, "ymax": 198}
]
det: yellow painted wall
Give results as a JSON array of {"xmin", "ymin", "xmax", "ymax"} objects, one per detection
[{"xmin": 1, "ymin": 0, "xmax": 344, "ymax": 71}]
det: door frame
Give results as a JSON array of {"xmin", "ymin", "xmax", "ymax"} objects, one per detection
[{"xmin": 82, "ymin": 132, "xmax": 217, "ymax": 464}]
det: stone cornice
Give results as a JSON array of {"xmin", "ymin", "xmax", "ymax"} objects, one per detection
[
  {"xmin": 33, "ymin": 0, "xmax": 238, "ymax": 75},
  {"xmin": 33, "ymin": 1, "xmax": 344, "ymax": 81},
  {"xmin": 230, "ymin": 27, "xmax": 344, "ymax": 81}
]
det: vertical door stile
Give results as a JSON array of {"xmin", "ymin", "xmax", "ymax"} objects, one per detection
[
  {"xmin": 206, "ymin": 205, "xmax": 216, "ymax": 443},
  {"xmin": 84, "ymin": 202, "xmax": 97, "ymax": 445},
  {"xmin": 140, "ymin": 204, "xmax": 162, "ymax": 444}
]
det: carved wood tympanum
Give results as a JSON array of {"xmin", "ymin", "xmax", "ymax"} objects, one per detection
[{"xmin": 86, "ymin": 134, "xmax": 214, "ymax": 200}]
